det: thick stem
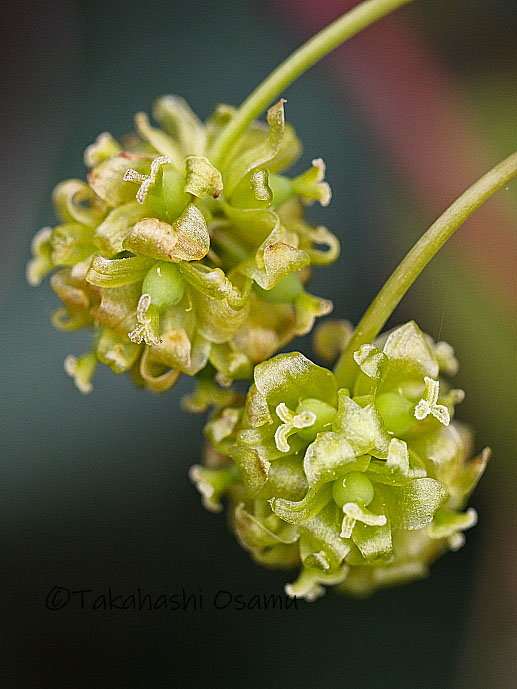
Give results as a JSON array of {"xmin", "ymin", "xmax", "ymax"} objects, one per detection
[
  {"xmin": 334, "ymin": 151, "xmax": 517, "ymax": 388},
  {"xmin": 208, "ymin": 0, "xmax": 415, "ymax": 167}
]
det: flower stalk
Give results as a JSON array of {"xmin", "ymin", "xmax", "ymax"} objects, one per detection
[
  {"xmin": 208, "ymin": 0, "xmax": 416, "ymax": 167},
  {"xmin": 334, "ymin": 151, "xmax": 517, "ymax": 388}
]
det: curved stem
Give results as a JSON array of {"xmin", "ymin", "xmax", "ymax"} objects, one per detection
[
  {"xmin": 334, "ymin": 151, "xmax": 517, "ymax": 388},
  {"xmin": 208, "ymin": 0, "xmax": 415, "ymax": 167}
]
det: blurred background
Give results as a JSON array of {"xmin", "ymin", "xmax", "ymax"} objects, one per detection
[{"xmin": 2, "ymin": 0, "xmax": 516, "ymax": 686}]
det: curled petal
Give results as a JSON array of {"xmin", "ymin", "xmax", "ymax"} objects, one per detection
[
  {"xmin": 179, "ymin": 262, "xmax": 250, "ymax": 309},
  {"xmin": 26, "ymin": 227, "xmax": 53, "ymax": 286},
  {"xmin": 448, "ymin": 447, "xmax": 490, "ymax": 501},
  {"xmin": 285, "ymin": 562, "xmax": 349, "ymax": 602},
  {"xmin": 153, "ymin": 94, "xmax": 206, "ymax": 156},
  {"xmin": 139, "ymin": 346, "xmax": 181, "ymax": 393},
  {"xmin": 134, "ymin": 112, "xmax": 183, "ymax": 169},
  {"xmin": 234, "ymin": 503, "xmax": 298, "ymax": 549},
  {"xmin": 427, "ymin": 507, "xmax": 477, "ymax": 543},
  {"xmin": 52, "ymin": 179, "xmax": 106, "ymax": 227},
  {"xmin": 189, "ymin": 465, "xmax": 238, "ymax": 513},
  {"xmin": 94, "ymin": 283, "xmax": 141, "ymax": 335},
  {"xmin": 294, "ymin": 292, "xmax": 333, "ymax": 336},
  {"xmin": 298, "ymin": 502, "xmax": 351, "ymax": 571},
  {"xmin": 292, "ymin": 158, "xmax": 331, "ymax": 206},
  {"xmin": 84, "ymin": 132, "xmax": 121, "ymax": 168},
  {"xmin": 225, "ymin": 99, "xmax": 286, "ymax": 197},
  {"xmin": 52, "ymin": 308, "xmax": 93, "ymax": 331},
  {"xmin": 64, "ymin": 351, "xmax": 97, "ymax": 394}
]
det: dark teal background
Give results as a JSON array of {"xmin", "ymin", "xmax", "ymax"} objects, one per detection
[{"xmin": 2, "ymin": 1, "xmax": 516, "ymax": 687}]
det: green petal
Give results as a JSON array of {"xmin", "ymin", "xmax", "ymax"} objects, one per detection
[
  {"xmin": 428, "ymin": 507, "xmax": 477, "ymax": 540},
  {"xmin": 234, "ymin": 503, "xmax": 298, "ymax": 549},
  {"xmin": 123, "ymin": 204, "xmax": 209, "ymax": 262},
  {"xmin": 50, "ymin": 268, "xmax": 93, "ymax": 312},
  {"xmin": 139, "ymin": 346, "xmax": 181, "ymax": 393},
  {"xmin": 179, "ymin": 262, "xmax": 251, "ymax": 309},
  {"xmin": 303, "ymin": 431, "xmax": 370, "ymax": 486},
  {"xmin": 229, "ymin": 446, "xmax": 270, "ymax": 496},
  {"xmin": 204, "ymin": 406, "xmax": 242, "ymax": 452},
  {"xmin": 50, "ymin": 223, "xmax": 95, "ymax": 266},
  {"xmin": 353, "ymin": 343, "xmax": 388, "ymax": 379},
  {"xmin": 88, "ymin": 154, "xmax": 151, "ymax": 206},
  {"xmin": 189, "ymin": 465, "xmax": 238, "ymax": 513},
  {"xmin": 86, "ymin": 254, "xmax": 154, "ymax": 287},
  {"xmin": 189, "ymin": 283, "xmax": 250, "ymax": 345},
  {"xmin": 238, "ymin": 219, "xmax": 311, "ymax": 290},
  {"xmin": 285, "ymin": 562, "xmax": 349, "ymax": 602},
  {"xmin": 184, "ymin": 155, "xmax": 223, "ymax": 199},
  {"xmin": 333, "ymin": 390, "xmax": 389, "ymax": 457},
  {"xmin": 448, "ymin": 447, "xmax": 490, "ymax": 501},
  {"xmin": 270, "ymin": 483, "xmax": 332, "ymax": 524},
  {"xmin": 258, "ymin": 455, "xmax": 308, "ymax": 502},
  {"xmin": 209, "ymin": 342, "xmax": 253, "ymax": 381},
  {"xmin": 96, "ymin": 328, "xmax": 141, "ymax": 373},
  {"xmin": 94, "ymin": 283, "xmax": 141, "ymax": 335},
  {"xmin": 377, "ymin": 478, "xmax": 448, "ymax": 530},
  {"xmin": 351, "ymin": 494, "xmax": 392, "ymax": 561},
  {"xmin": 297, "ymin": 502, "xmax": 351, "ymax": 571},
  {"xmin": 93, "ymin": 201, "xmax": 147, "ymax": 256},
  {"xmin": 253, "ymin": 351, "xmax": 338, "ymax": 411},
  {"xmin": 382, "ymin": 321, "xmax": 439, "ymax": 380}
]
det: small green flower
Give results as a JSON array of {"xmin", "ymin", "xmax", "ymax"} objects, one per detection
[
  {"xmin": 28, "ymin": 97, "xmax": 339, "ymax": 396},
  {"xmin": 191, "ymin": 322, "xmax": 488, "ymax": 600}
]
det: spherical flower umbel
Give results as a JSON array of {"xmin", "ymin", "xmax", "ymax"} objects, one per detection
[
  {"xmin": 27, "ymin": 97, "xmax": 338, "ymax": 399},
  {"xmin": 190, "ymin": 321, "xmax": 489, "ymax": 600}
]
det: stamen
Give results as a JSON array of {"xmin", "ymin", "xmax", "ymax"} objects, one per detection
[
  {"xmin": 123, "ymin": 155, "xmax": 171, "ymax": 204},
  {"xmin": 128, "ymin": 294, "xmax": 162, "ymax": 346},
  {"xmin": 273, "ymin": 402, "xmax": 316, "ymax": 453},
  {"xmin": 341, "ymin": 502, "xmax": 387, "ymax": 538},
  {"xmin": 414, "ymin": 376, "xmax": 450, "ymax": 426}
]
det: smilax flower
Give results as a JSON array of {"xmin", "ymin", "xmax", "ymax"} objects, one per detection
[
  {"xmin": 191, "ymin": 321, "xmax": 489, "ymax": 600},
  {"xmin": 28, "ymin": 97, "xmax": 338, "ymax": 397}
]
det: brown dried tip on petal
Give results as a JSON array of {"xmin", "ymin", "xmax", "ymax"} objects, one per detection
[{"xmin": 313, "ymin": 319, "xmax": 354, "ymax": 364}]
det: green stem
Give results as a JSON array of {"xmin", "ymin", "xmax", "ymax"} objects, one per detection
[
  {"xmin": 334, "ymin": 151, "xmax": 517, "ymax": 388},
  {"xmin": 208, "ymin": 0, "xmax": 415, "ymax": 167}
]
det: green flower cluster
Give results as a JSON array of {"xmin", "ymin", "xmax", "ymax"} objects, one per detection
[
  {"xmin": 191, "ymin": 321, "xmax": 489, "ymax": 600},
  {"xmin": 27, "ymin": 97, "xmax": 338, "ymax": 398}
]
